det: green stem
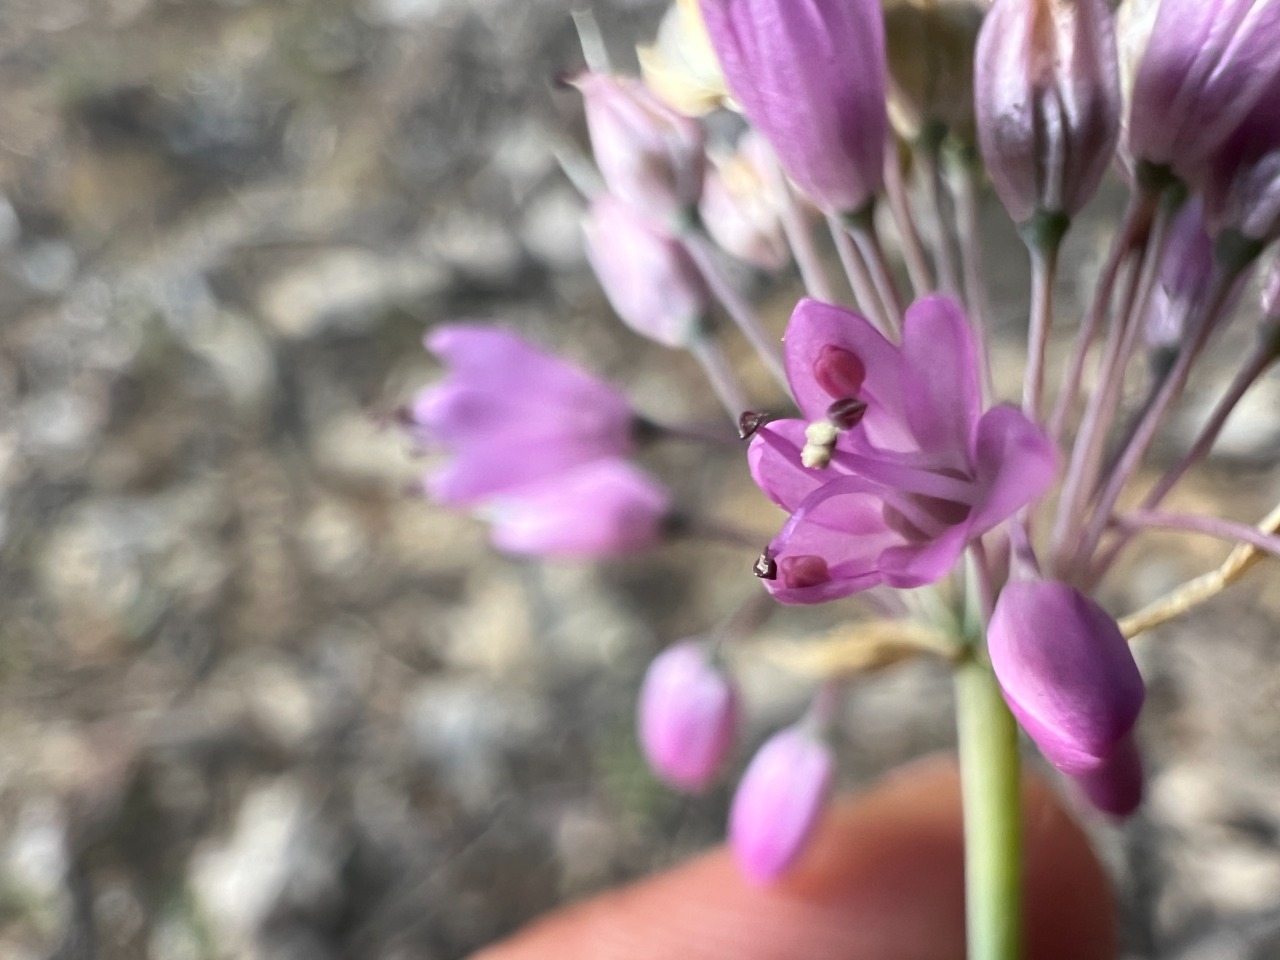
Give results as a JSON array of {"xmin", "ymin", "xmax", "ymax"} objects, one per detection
[{"xmin": 955, "ymin": 654, "xmax": 1023, "ymax": 960}]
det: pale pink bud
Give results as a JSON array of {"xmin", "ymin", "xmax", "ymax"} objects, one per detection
[
  {"xmin": 974, "ymin": 0, "xmax": 1121, "ymax": 225},
  {"xmin": 577, "ymin": 73, "xmax": 705, "ymax": 227},
  {"xmin": 638, "ymin": 641, "xmax": 740, "ymax": 793},
  {"xmin": 699, "ymin": 132, "xmax": 789, "ymax": 271},
  {"xmin": 729, "ymin": 726, "xmax": 834, "ymax": 882},
  {"xmin": 584, "ymin": 194, "xmax": 710, "ymax": 348}
]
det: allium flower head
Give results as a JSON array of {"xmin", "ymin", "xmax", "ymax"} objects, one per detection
[
  {"xmin": 974, "ymin": 0, "xmax": 1121, "ymax": 224},
  {"xmin": 576, "ymin": 72, "xmax": 706, "ymax": 227},
  {"xmin": 988, "ymin": 580, "xmax": 1145, "ymax": 778},
  {"xmin": 584, "ymin": 193, "xmax": 710, "ymax": 348},
  {"xmin": 409, "ymin": 325, "xmax": 635, "ymax": 506},
  {"xmin": 638, "ymin": 640, "xmax": 740, "ymax": 792},
  {"xmin": 749, "ymin": 297, "xmax": 1057, "ymax": 603},
  {"xmin": 698, "ymin": 0, "xmax": 889, "ymax": 214}
]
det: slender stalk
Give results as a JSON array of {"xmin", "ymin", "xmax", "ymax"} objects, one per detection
[
  {"xmin": 1021, "ymin": 213, "xmax": 1066, "ymax": 422},
  {"xmin": 955, "ymin": 656, "xmax": 1023, "ymax": 960},
  {"xmin": 827, "ymin": 214, "xmax": 890, "ymax": 333},
  {"xmin": 883, "ymin": 143, "xmax": 933, "ymax": 296},
  {"xmin": 778, "ymin": 176, "xmax": 838, "ymax": 302},
  {"xmin": 682, "ymin": 231, "xmax": 789, "ymax": 390},
  {"xmin": 1112, "ymin": 510, "xmax": 1280, "ymax": 560},
  {"xmin": 919, "ymin": 139, "xmax": 962, "ymax": 294},
  {"xmin": 845, "ymin": 207, "xmax": 904, "ymax": 334},
  {"xmin": 952, "ymin": 153, "xmax": 996, "ymax": 401},
  {"xmin": 688, "ymin": 335, "xmax": 750, "ymax": 423}
]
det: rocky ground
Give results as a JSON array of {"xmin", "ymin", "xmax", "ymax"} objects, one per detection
[{"xmin": 0, "ymin": 1, "xmax": 1278, "ymax": 958}]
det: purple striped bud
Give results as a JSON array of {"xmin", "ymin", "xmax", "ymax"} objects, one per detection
[
  {"xmin": 974, "ymin": 0, "xmax": 1121, "ymax": 225},
  {"xmin": 988, "ymin": 580, "xmax": 1145, "ymax": 777},
  {"xmin": 729, "ymin": 726, "xmax": 834, "ymax": 882},
  {"xmin": 1129, "ymin": 0, "xmax": 1280, "ymax": 182},
  {"xmin": 638, "ymin": 641, "xmax": 740, "ymax": 793},
  {"xmin": 698, "ymin": 0, "xmax": 888, "ymax": 214},
  {"xmin": 584, "ymin": 194, "xmax": 710, "ymax": 348},
  {"xmin": 576, "ymin": 73, "xmax": 706, "ymax": 228}
]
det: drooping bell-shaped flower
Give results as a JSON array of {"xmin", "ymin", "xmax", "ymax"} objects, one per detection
[
  {"xmin": 583, "ymin": 193, "xmax": 710, "ymax": 349},
  {"xmin": 988, "ymin": 580, "xmax": 1145, "ymax": 779},
  {"xmin": 748, "ymin": 297, "xmax": 1057, "ymax": 604},
  {"xmin": 974, "ymin": 0, "xmax": 1121, "ymax": 225},
  {"xmin": 576, "ymin": 72, "xmax": 706, "ymax": 228},
  {"xmin": 699, "ymin": 131, "xmax": 789, "ymax": 271},
  {"xmin": 409, "ymin": 325, "xmax": 635, "ymax": 506},
  {"xmin": 638, "ymin": 640, "xmax": 740, "ymax": 792},
  {"xmin": 484, "ymin": 458, "xmax": 671, "ymax": 558},
  {"xmin": 698, "ymin": 0, "xmax": 888, "ymax": 214},
  {"xmin": 1129, "ymin": 0, "xmax": 1280, "ymax": 182},
  {"xmin": 729, "ymin": 725, "xmax": 834, "ymax": 882}
]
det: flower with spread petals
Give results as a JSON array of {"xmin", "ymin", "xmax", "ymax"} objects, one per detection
[
  {"xmin": 483, "ymin": 458, "xmax": 671, "ymax": 558},
  {"xmin": 584, "ymin": 194, "xmax": 710, "ymax": 348},
  {"xmin": 576, "ymin": 72, "xmax": 706, "ymax": 228},
  {"xmin": 729, "ymin": 725, "xmax": 834, "ymax": 882},
  {"xmin": 748, "ymin": 297, "xmax": 1057, "ymax": 604},
  {"xmin": 698, "ymin": 0, "xmax": 888, "ymax": 214},
  {"xmin": 988, "ymin": 580, "xmax": 1145, "ymax": 814},
  {"xmin": 975, "ymin": 0, "xmax": 1121, "ymax": 224},
  {"xmin": 408, "ymin": 325, "xmax": 635, "ymax": 506},
  {"xmin": 638, "ymin": 640, "xmax": 740, "ymax": 792}
]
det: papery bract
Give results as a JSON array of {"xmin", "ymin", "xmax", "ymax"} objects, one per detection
[
  {"xmin": 577, "ymin": 72, "xmax": 705, "ymax": 227},
  {"xmin": 638, "ymin": 641, "xmax": 740, "ymax": 792},
  {"xmin": 748, "ymin": 297, "xmax": 1057, "ymax": 604},
  {"xmin": 988, "ymin": 580, "xmax": 1145, "ymax": 777},
  {"xmin": 729, "ymin": 726, "xmax": 834, "ymax": 882},
  {"xmin": 1129, "ymin": 0, "xmax": 1280, "ymax": 181},
  {"xmin": 484, "ymin": 458, "xmax": 670, "ymax": 558},
  {"xmin": 975, "ymin": 0, "xmax": 1121, "ymax": 224},
  {"xmin": 411, "ymin": 326, "xmax": 634, "ymax": 506},
  {"xmin": 584, "ymin": 193, "xmax": 710, "ymax": 348},
  {"xmin": 698, "ymin": 0, "xmax": 888, "ymax": 214}
]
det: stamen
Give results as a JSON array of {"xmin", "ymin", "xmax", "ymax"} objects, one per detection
[
  {"xmin": 813, "ymin": 344, "xmax": 866, "ymax": 398},
  {"xmin": 738, "ymin": 410, "xmax": 774, "ymax": 440},
  {"xmin": 801, "ymin": 420, "xmax": 839, "ymax": 468},
  {"xmin": 753, "ymin": 550, "xmax": 778, "ymax": 580},
  {"xmin": 826, "ymin": 397, "xmax": 868, "ymax": 430}
]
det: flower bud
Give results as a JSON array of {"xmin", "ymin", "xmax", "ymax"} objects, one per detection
[
  {"xmin": 638, "ymin": 641, "xmax": 740, "ymax": 793},
  {"xmin": 485, "ymin": 459, "xmax": 671, "ymax": 558},
  {"xmin": 584, "ymin": 194, "xmax": 710, "ymax": 348},
  {"xmin": 988, "ymin": 580, "xmax": 1145, "ymax": 776},
  {"xmin": 1200, "ymin": 70, "xmax": 1280, "ymax": 247},
  {"xmin": 1069, "ymin": 732, "xmax": 1143, "ymax": 817},
  {"xmin": 699, "ymin": 131, "xmax": 788, "ymax": 271},
  {"xmin": 1129, "ymin": 0, "xmax": 1280, "ymax": 182},
  {"xmin": 1144, "ymin": 198, "xmax": 1212, "ymax": 358},
  {"xmin": 698, "ymin": 0, "xmax": 888, "ymax": 214},
  {"xmin": 576, "ymin": 72, "xmax": 705, "ymax": 228},
  {"xmin": 729, "ymin": 725, "xmax": 834, "ymax": 882},
  {"xmin": 974, "ymin": 0, "xmax": 1121, "ymax": 225}
]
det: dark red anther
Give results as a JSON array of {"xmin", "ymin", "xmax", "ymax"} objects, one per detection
[
  {"xmin": 753, "ymin": 550, "xmax": 778, "ymax": 580},
  {"xmin": 813, "ymin": 345, "xmax": 866, "ymax": 399},
  {"xmin": 779, "ymin": 554, "xmax": 830, "ymax": 589},
  {"xmin": 738, "ymin": 410, "xmax": 774, "ymax": 440},
  {"xmin": 826, "ymin": 397, "xmax": 868, "ymax": 431}
]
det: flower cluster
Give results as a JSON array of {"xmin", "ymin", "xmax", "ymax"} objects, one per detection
[{"xmin": 396, "ymin": 0, "xmax": 1280, "ymax": 897}]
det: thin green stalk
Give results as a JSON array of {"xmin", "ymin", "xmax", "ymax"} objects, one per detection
[{"xmin": 955, "ymin": 654, "xmax": 1023, "ymax": 960}]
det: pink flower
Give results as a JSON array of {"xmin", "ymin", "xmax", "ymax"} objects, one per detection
[
  {"xmin": 638, "ymin": 641, "xmax": 740, "ymax": 793},
  {"xmin": 484, "ymin": 459, "xmax": 671, "ymax": 558},
  {"xmin": 408, "ymin": 325, "xmax": 635, "ymax": 506},
  {"xmin": 987, "ymin": 580, "xmax": 1145, "ymax": 779},
  {"xmin": 583, "ymin": 194, "xmax": 710, "ymax": 348},
  {"xmin": 1070, "ymin": 733, "xmax": 1144, "ymax": 817},
  {"xmin": 748, "ymin": 297, "xmax": 1057, "ymax": 604},
  {"xmin": 729, "ymin": 726, "xmax": 834, "ymax": 882},
  {"xmin": 698, "ymin": 0, "xmax": 888, "ymax": 214}
]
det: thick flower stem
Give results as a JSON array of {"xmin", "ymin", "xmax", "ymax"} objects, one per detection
[{"xmin": 955, "ymin": 654, "xmax": 1023, "ymax": 960}]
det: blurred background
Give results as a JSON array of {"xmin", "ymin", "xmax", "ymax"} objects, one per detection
[{"xmin": 1, "ymin": 0, "xmax": 1279, "ymax": 957}]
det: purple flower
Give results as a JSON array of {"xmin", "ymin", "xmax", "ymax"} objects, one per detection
[
  {"xmin": 974, "ymin": 0, "xmax": 1121, "ymax": 224},
  {"xmin": 583, "ymin": 194, "xmax": 710, "ymax": 348},
  {"xmin": 1129, "ymin": 0, "xmax": 1280, "ymax": 181},
  {"xmin": 485, "ymin": 458, "xmax": 671, "ymax": 558},
  {"xmin": 698, "ymin": 0, "xmax": 888, "ymax": 214},
  {"xmin": 1070, "ymin": 733, "xmax": 1144, "ymax": 817},
  {"xmin": 988, "ymin": 580, "xmax": 1145, "ymax": 778},
  {"xmin": 748, "ymin": 297, "xmax": 1057, "ymax": 604},
  {"xmin": 409, "ymin": 325, "xmax": 635, "ymax": 506},
  {"xmin": 729, "ymin": 725, "xmax": 834, "ymax": 883},
  {"xmin": 576, "ymin": 72, "xmax": 706, "ymax": 227},
  {"xmin": 1145, "ymin": 198, "xmax": 1213, "ymax": 355},
  {"xmin": 638, "ymin": 641, "xmax": 740, "ymax": 792},
  {"xmin": 1200, "ymin": 67, "xmax": 1280, "ymax": 246}
]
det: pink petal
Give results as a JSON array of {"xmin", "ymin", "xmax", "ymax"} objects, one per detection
[
  {"xmin": 899, "ymin": 295, "xmax": 982, "ymax": 464},
  {"xmin": 967, "ymin": 405, "xmax": 1059, "ymax": 535}
]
